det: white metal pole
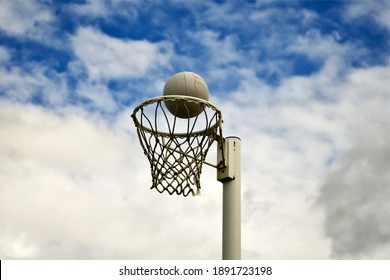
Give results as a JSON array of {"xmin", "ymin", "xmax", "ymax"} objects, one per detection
[{"xmin": 217, "ymin": 136, "xmax": 241, "ymax": 260}]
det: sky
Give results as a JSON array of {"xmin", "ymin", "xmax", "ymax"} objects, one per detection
[{"xmin": 0, "ymin": 0, "xmax": 389, "ymax": 260}]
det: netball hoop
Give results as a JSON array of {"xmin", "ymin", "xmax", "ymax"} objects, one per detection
[
  {"xmin": 132, "ymin": 95, "xmax": 224, "ymax": 197},
  {"xmin": 132, "ymin": 74, "xmax": 241, "ymax": 260}
]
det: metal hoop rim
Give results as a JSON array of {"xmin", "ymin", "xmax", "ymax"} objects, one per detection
[{"xmin": 131, "ymin": 95, "xmax": 223, "ymax": 137}]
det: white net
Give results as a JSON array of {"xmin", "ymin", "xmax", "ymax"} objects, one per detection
[{"xmin": 132, "ymin": 96, "xmax": 223, "ymax": 196}]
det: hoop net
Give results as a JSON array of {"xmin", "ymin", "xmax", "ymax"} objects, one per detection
[{"xmin": 132, "ymin": 95, "xmax": 223, "ymax": 197}]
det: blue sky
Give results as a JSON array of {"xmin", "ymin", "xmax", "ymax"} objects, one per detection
[{"xmin": 0, "ymin": 0, "xmax": 389, "ymax": 259}]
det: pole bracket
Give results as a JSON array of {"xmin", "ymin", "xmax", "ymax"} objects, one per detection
[{"xmin": 217, "ymin": 137, "xmax": 240, "ymax": 182}]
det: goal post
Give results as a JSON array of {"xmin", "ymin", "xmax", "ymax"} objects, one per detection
[
  {"xmin": 131, "ymin": 72, "xmax": 241, "ymax": 260},
  {"xmin": 218, "ymin": 137, "xmax": 241, "ymax": 260}
]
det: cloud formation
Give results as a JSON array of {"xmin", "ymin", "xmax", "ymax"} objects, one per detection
[
  {"xmin": 318, "ymin": 125, "xmax": 390, "ymax": 259},
  {"xmin": 0, "ymin": 1, "xmax": 53, "ymax": 36},
  {"xmin": 71, "ymin": 27, "xmax": 172, "ymax": 81}
]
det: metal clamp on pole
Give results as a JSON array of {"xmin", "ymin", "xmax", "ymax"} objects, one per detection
[{"xmin": 217, "ymin": 136, "xmax": 241, "ymax": 260}]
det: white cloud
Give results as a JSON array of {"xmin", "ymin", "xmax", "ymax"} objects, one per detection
[
  {"xmin": 69, "ymin": 0, "xmax": 111, "ymax": 18},
  {"xmin": 71, "ymin": 27, "xmax": 173, "ymax": 81},
  {"xmin": 76, "ymin": 81, "xmax": 118, "ymax": 112},
  {"xmin": 0, "ymin": 102, "xmax": 128, "ymax": 173},
  {"xmin": 250, "ymin": 6, "xmax": 317, "ymax": 27},
  {"xmin": 0, "ymin": 101, "xmax": 137, "ymax": 258},
  {"xmin": 345, "ymin": 1, "xmax": 390, "ymax": 30},
  {"xmin": 192, "ymin": 1, "xmax": 246, "ymax": 29},
  {"xmin": 318, "ymin": 125, "xmax": 390, "ymax": 259},
  {"xmin": 0, "ymin": 65, "xmax": 68, "ymax": 106},
  {"xmin": 0, "ymin": 1, "xmax": 69, "ymax": 49},
  {"xmin": 0, "ymin": 233, "xmax": 38, "ymax": 259},
  {"xmin": 189, "ymin": 30, "xmax": 241, "ymax": 67},
  {"xmin": 287, "ymin": 29, "xmax": 352, "ymax": 61},
  {"xmin": 0, "ymin": 1, "xmax": 54, "ymax": 36}
]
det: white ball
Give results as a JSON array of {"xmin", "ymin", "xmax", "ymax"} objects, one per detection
[{"xmin": 163, "ymin": 71, "xmax": 209, "ymax": 118}]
